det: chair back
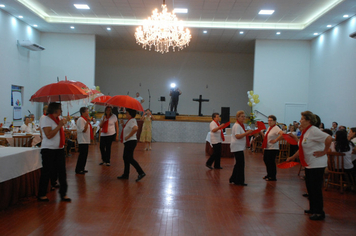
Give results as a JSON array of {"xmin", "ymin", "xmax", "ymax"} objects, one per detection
[
  {"xmin": 13, "ymin": 135, "xmax": 34, "ymax": 147},
  {"xmin": 277, "ymin": 139, "xmax": 290, "ymax": 163},
  {"xmin": 325, "ymin": 152, "xmax": 346, "ymax": 193},
  {"xmin": 254, "ymin": 135, "xmax": 263, "ymax": 153}
]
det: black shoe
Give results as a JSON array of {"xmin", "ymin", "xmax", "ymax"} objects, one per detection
[
  {"xmin": 235, "ymin": 183, "xmax": 248, "ymax": 186},
  {"xmin": 206, "ymin": 164, "xmax": 213, "ymax": 170},
  {"xmin": 37, "ymin": 197, "xmax": 49, "ymax": 202},
  {"xmin": 83, "ymin": 170, "xmax": 88, "ymax": 173},
  {"xmin": 214, "ymin": 167, "xmax": 223, "ymax": 169},
  {"xmin": 136, "ymin": 173, "xmax": 146, "ymax": 182},
  {"xmin": 302, "ymin": 193, "xmax": 309, "ymax": 197},
  {"xmin": 304, "ymin": 210, "xmax": 313, "ymax": 214},
  {"xmin": 61, "ymin": 196, "xmax": 72, "ymax": 202},
  {"xmin": 99, "ymin": 162, "xmax": 106, "ymax": 165},
  {"xmin": 117, "ymin": 175, "xmax": 129, "ymax": 179},
  {"xmin": 229, "ymin": 180, "xmax": 234, "ymax": 184},
  {"xmin": 309, "ymin": 213, "xmax": 325, "ymax": 220},
  {"xmin": 263, "ymin": 176, "xmax": 269, "ymax": 179},
  {"xmin": 76, "ymin": 171, "xmax": 85, "ymax": 175},
  {"xmin": 266, "ymin": 177, "xmax": 277, "ymax": 181}
]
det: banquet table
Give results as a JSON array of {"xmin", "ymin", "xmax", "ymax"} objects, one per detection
[
  {"xmin": 0, "ymin": 147, "xmax": 42, "ymax": 209},
  {"xmin": 205, "ymin": 132, "xmax": 233, "ymax": 157},
  {"xmin": 0, "ymin": 132, "xmax": 41, "ymax": 147}
]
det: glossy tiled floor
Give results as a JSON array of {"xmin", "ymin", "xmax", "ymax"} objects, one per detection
[{"xmin": 1, "ymin": 142, "xmax": 356, "ymax": 236}]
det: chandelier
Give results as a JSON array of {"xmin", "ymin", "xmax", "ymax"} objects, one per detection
[{"xmin": 134, "ymin": 0, "xmax": 191, "ymax": 54}]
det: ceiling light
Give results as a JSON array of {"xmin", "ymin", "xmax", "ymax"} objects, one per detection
[
  {"xmin": 276, "ymin": 32, "xmax": 281, "ymax": 35},
  {"xmin": 70, "ymin": 26, "xmax": 75, "ymax": 29},
  {"xmin": 259, "ymin": 10, "xmax": 275, "ymax": 15},
  {"xmin": 173, "ymin": 8, "xmax": 188, "ymax": 14},
  {"xmin": 107, "ymin": 27, "xmax": 111, "ymax": 31},
  {"xmin": 327, "ymin": 25, "xmax": 332, "ymax": 27},
  {"xmin": 314, "ymin": 33, "xmax": 318, "ymax": 35},
  {"xmin": 239, "ymin": 31, "xmax": 244, "ymax": 34},
  {"xmin": 135, "ymin": 0, "xmax": 191, "ymax": 54},
  {"xmin": 19, "ymin": 15, "xmax": 23, "ymax": 18},
  {"xmin": 33, "ymin": 24, "xmax": 38, "ymax": 27},
  {"xmin": 74, "ymin": 4, "xmax": 90, "ymax": 10},
  {"xmin": 203, "ymin": 31, "xmax": 207, "ymax": 34},
  {"xmin": 0, "ymin": 4, "xmax": 5, "ymax": 7},
  {"xmin": 343, "ymin": 15, "xmax": 349, "ymax": 18}
]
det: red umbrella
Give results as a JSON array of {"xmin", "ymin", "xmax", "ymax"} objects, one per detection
[
  {"xmin": 29, "ymin": 82, "xmax": 88, "ymax": 103},
  {"xmin": 58, "ymin": 80, "xmax": 90, "ymax": 94},
  {"xmin": 106, "ymin": 95, "xmax": 144, "ymax": 112},
  {"xmin": 91, "ymin": 95, "xmax": 112, "ymax": 106}
]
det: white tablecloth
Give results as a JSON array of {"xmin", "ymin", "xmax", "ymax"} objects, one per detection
[
  {"xmin": 0, "ymin": 147, "xmax": 42, "ymax": 182},
  {"xmin": 0, "ymin": 133, "xmax": 41, "ymax": 147},
  {"xmin": 206, "ymin": 132, "xmax": 232, "ymax": 145}
]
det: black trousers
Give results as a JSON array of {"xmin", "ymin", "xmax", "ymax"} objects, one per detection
[
  {"xmin": 263, "ymin": 149, "xmax": 279, "ymax": 179},
  {"xmin": 38, "ymin": 149, "xmax": 68, "ymax": 198},
  {"xmin": 123, "ymin": 140, "xmax": 144, "ymax": 176},
  {"xmin": 75, "ymin": 144, "xmax": 89, "ymax": 173},
  {"xmin": 305, "ymin": 167, "xmax": 325, "ymax": 214},
  {"xmin": 206, "ymin": 143, "xmax": 221, "ymax": 168},
  {"xmin": 100, "ymin": 134, "xmax": 115, "ymax": 163},
  {"xmin": 170, "ymin": 100, "xmax": 178, "ymax": 112},
  {"xmin": 230, "ymin": 151, "xmax": 245, "ymax": 184}
]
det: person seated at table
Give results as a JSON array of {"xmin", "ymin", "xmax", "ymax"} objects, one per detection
[
  {"xmin": 20, "ymin": 116, "xmax": 35, "ymax": 133},
  {"xmin": 319, "ymin": 123, "xmax": 325, "ymax": 130}
]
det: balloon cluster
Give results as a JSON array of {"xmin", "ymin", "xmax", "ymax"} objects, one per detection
[{"xmin": 247, "ymin": 90, "xmax": 260, "ymax": 107}]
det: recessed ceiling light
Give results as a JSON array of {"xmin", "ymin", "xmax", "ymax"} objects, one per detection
[
  {"xmin": 173, "ymin": 8, "xmax": 188, "ymax": 14},
  {"xmin": 343, "ymin": 15, "xmax": 349, "ymax": 18},
  {"xmin": 327, "ymin": 25, "xmax": 332, "ymax": 28},
  {"xmin": 74, "ymin": 4, "xmax": 90, "ymax": 10},
  {"xmin": 276, "ymin": 32, "xmax": 281, "ymax": 35},
  {"xmin": 0, "ymin": 4, "xmax": 5, "ymax": 7},
  {"xmin": 70, "ymin": 26, "xmax": 75, "ymax": 29},
  {"xmin": 239, "ymin": 31, "xmax": 244, "ymax": 34},
  {"xmin": 18, "ymin": 15, "xmax": 23, "ymax": 18},
  {"xmin": 259, "ymin": 10, "xmax": 274, "ymax": 15},
  {"xmin": 314, "ymin": 33, "xmax": 318, "ymax": 35},
  {"xmin": 33, "ymin": 24, "xmax": 38, "ymax": 27},
  {"xmin": 107, "ymin": 27, "xmax": 111, "ymax": 31},
  {"xmin": 203, "ymin": 30, "xmax": 207, "ymax": 34}
]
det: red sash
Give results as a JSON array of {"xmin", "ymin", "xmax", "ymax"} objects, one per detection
[
  {"xmin": 237, "ymin": 120, "xmax": 250, "ymax": 148},
  {"xmin": 120, "ymin": 118, "xmax": 133, "ymax": 143},
  {"xmin": 81, "ymin": 116, "xmax": 94, "ymax": 140},
  {"xmin": 48, "ymin": 114, "xmax": 65, "ymax": 149},
  {"xmin": 298, "ymin": 125, "xmax": 312, "ymax": 167},
  {"xmin": 213, "ymin": 120, "xmax": 225, "ymax": 142},
  {"xmin": 262, "ymin": 125, "xmax": 275, "ymax": 149},
  {"xmin": 101, "ymin": 115, "xmax": 110, "ymax": 133}
]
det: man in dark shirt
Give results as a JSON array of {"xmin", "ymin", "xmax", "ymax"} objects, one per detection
[{"xmin": 169, "ymin": 88, "xmax": 182, "ymax": 113}]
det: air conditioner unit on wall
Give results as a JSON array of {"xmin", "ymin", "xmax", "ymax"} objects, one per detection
[
  {"xmin": 17, "ymin": 40, "xmax": 45, "ymax": 51},
  {"xmin": 349, "ymin": 32, "xmax": 356, "ymax": 39}
]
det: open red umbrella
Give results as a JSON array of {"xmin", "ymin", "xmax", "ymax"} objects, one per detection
[
  {"xmin": 58, "ymin": 80, "xmax": 90, "ymax": 94},
  {"xmin": 29, "ymin": 82, "xmax": 88, "ymax": 103},
  {"xmin": 106, "ymin": 95, "xmax": 144, "ymax": 112},
  {"xmin": 91, "ymin": 95, "xmax": 112, "ymax": 106}
]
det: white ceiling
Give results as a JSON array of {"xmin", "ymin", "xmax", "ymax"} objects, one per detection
[{"xmin": 1, "ymin": 0, "xmax": 356, "ymax": 53}]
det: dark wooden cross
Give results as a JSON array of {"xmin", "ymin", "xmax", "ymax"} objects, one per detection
[{"xmin": 192, "ymin": 95, "xmax": 209, "ymax": 116}]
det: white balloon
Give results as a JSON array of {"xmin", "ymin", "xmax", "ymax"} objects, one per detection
[
  {"xmin": 250, "ymin": 98, "xmax": 254, "ymax": 102},
  {"xmin": 252, "ymin": 102, "xmax": 256, "ymax": 106},
  {"xmin": 248, "ymin": 95, "xmax": 252, "ymax": 99},
  {"xmin": 247, "ymin": 91, "xmax": 250, "ymax": 95}
]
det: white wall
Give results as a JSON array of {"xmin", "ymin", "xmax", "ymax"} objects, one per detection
[
  {"xmin": 0, "ymin": 9, "xmax": 41, "ymax": 125},
  {"xmin": 95, "ymin": 50, "xmax": 254, "ymax": 116},
  {"xmin": 253, "ymin": 40, "xmax": 311, "ymax": 124},
  {"xmin": 308, "ymin": 16, "xmax": 356, "ymax": 128},
  {"xmin": 40, "ymin": 33, "xmax": 96, "ymax": 117}
]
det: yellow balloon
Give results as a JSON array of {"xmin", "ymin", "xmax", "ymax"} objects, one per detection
[
  {"xmin": 255, "ymin": 99, "xmax": 260, "ymax": 103},
  {"xmin": 249, "ymin": 91, "xmax": 254, "ymax": 95},
  {"xmin": 248, "ymin": 102, "xmax": 252, "ymax": 107},
  {"xmin": 253, "ymin": 94, "xmax": 258, "ymax": 100},
  {"xmin": 255, "ymin": 94, "xmax": 259, "ymax": 99}
]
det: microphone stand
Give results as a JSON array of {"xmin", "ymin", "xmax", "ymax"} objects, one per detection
[{"xmin": 148, "ymin": 89, "xmax": 151, "ymax": 110}]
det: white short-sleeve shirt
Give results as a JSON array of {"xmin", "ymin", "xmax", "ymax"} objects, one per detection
[
  {"xmin": 76, "ymin": 117, "xmax": 91, "ymax": 144},
  {"xmin": 123, "ymin": 119, "xmax": 138, "ymax": 143},
  {"xmin": 230, "ymin": 122, "xmax": 246, "ymax": 152},
  {"xmin": 40, "ymin": 116, "xmax": 62, "ymax": 149},
  {"xmin": 210, "ymin": 121, "xmax": 222, "ymax": 144},
  {"xmin": 100, "ymin": 115, "xmax": 118, "ymax": 136},
  {"xmin": 299, "ymin": 126, "xmax": 329, "ymax": 169},
  {"xmin": 264, "ymin": 125, "xmax": 282, "ymax": 150},
  {"xmin": 20, "ymin": 123, "xmax": 35, "ymax": 133},
  {"xmin": 330, "ymin": 142, "xmax": 354, "ymax": 169}
]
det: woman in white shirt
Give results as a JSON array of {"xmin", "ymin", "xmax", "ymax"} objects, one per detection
[
  {"xmin": 331, "ymin": 130, "xmax": 354, "ymax": 173},
  {"xmin": 287, "ymin": 111, "xmax": 332, "ymax": 221},
  {"xmin": 260, "ymin": 115, "xmax": 284, "ymax": 181},
  {"xmin": 38, "ymin": 102, "xmax": 71, "ymax": 202},
  {"xmin": 229, "ymin": 111, "xmax": 253, "ymax": 186},
  {"xmin": 117, "ymin": 109, "xmax": 146, "ymax": 181},
  {"xmin": 206, "ymin": 113, "xmax": 225, "ymax": 169},
  {"xmin": 20, "ymin": 116, "xmax": 34, "ymax": 133},
  {"xmin": 99, "ymin": 106, "xmax": 119, "ymax": 166}
]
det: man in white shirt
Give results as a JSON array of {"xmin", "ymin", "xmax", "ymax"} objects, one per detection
[
  {"xmin": 75, "ymin": 107, "xmax": 92, "ymax": 174},
  {"xmin": 135, "ymin": 92, "xmax": 144, "ymax": 104}
]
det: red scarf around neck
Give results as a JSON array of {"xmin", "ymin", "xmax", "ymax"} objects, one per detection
[
  {"xmin": 262, "ymin": 125, "xmax": 275, "ymax": 149},
  {"xmin": 48, "ymin": 114, "xmax": 65, "ymax": 148},
  {"xmin": 213, "ymin": 120, "xmax": 225, "ymax": 142},
  {"xmin": 237, "ymin": 120, "xmax": 250, "ymax": 148},
  {"xmin": 120, "ymin": 118, "xmax": 133, "ymax": 143},
  {"xmin": 101, "ymin": 115, "xmax": 110, "ymax": 133},
  {"xmin": 298, "ymin": 125, "xmax": 312, "ymax": 167},
  {"xmin": 81, "ymin": 116, "xmax": 94, "ymax": 140}
]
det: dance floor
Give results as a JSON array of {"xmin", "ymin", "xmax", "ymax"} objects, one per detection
[{"xmin": 1, "ymin": 142, "xmax": 356, "ymax": 236}]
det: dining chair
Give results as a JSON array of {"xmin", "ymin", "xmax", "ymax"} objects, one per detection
[
  {"xmin": 277, "ymin": 139, "xmax": 290, "ymax": 163},
  {"xmin": 325, "ymin": 152, "xmax": 348, "ymax": 193},
  {"xmin": 254, "ymin": 135, "xmax": 263, "ymax": 153},
  {"xmin": 13, "ymin": 135, "xmax": 34, "ymax": 147}
]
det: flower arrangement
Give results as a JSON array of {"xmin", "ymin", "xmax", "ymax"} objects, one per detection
[{"xmin": 246, "ymin": 90, "xmax": 260, "ymax": 125}]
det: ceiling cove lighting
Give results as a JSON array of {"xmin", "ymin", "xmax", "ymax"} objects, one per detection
[
  {"xmin": 173, "ymin": 8, "xmax": 188, "ymax": 14},
  {"xmin": 343, "ymin": 15, "xmax": 349, "ymax": 18},
  {"xmin": 134, "ymin": 0, "xmax": 191, "ymax": 54},
  {"xmin": 74, "ymin": 4, "xmax": 90, "ymax": 10},
  {"xmin": 259, "ymin": 10, "xmax": 274, "ymax": 15},
  {"xmin": 0, "ymin": 4, "xmax": 5, "ymax": 7}
]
